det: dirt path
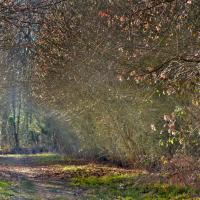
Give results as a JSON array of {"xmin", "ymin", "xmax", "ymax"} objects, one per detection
[
  {"xmin": 0, "ymin": 155, "xmax": 81, "ymax": 200},
  {"xmin": 1, "ymin": 154, "xmax": 198, "ymax": 200}
]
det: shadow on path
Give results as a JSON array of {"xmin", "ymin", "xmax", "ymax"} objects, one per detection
[{"xmin": 0, "ymin": 155, "xmax": 82, "ymax": 200}]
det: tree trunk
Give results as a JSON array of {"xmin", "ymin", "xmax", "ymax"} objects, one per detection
[{"xmin": 11, "ymin": 88, "xmax": 20, "ymax": 149}]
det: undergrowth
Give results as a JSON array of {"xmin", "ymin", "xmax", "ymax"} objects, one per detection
[
  {"xmin": 0, "ymin": 180, "xmax": 14, "ymax": 200},
  {"xmin": 72, "ymin": 175, "xmax": 200, "ymax": 200}
]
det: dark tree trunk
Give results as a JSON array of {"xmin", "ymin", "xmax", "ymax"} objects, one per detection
[{"xmin": 11, "ymin": 88, "xmax": 20, "ymax": 150}]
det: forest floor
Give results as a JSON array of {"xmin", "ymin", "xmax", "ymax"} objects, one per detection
[{"xmin": 0, "ymin": 153, "xmax": 199, "ymax": 200}]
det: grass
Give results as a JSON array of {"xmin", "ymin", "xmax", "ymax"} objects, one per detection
[
  {"xmin": 0, "ymin": 153, "xmax": 70, "ymax": 165},
  {"xmin": 0, "ymin": 178, "xmax": 39, "ymax": 200},
  {"xmin": 71, "ymin": 174, "xmax": 200, "ymax": 200},
  {"xmin": 72, "ymin": 174, "xmax": 135, "ymax": 187},
  {"xmin": 0, "ymin": 180, "xmax": 15, "ymax": 200},
  {"xmin": 0, "ymin": 152, "xmax": 62, "ymax": 159},
  {"xmin": 0, "ymin": 178, "xmax": 41, "ymax": 200},
  {"xmin": 26, "ymin": 153, "xmax": 70, "ymax": 165},
  {"xmin": 0, "ymin": 154, "xmax": 199, "ymax": 200}
]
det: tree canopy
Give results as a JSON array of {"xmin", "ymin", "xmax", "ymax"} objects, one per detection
[{"xmin": 0, "ymin": 0, "xmax": 199, "ymax": 167}]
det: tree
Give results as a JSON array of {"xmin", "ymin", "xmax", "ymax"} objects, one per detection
[{"xmin": 0, "ymin": 0, "xmax": 199, "ymax": 166}]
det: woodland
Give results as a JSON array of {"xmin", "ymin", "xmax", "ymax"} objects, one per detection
[{"xmin": 0, "ymin": 0, "xmax": 199, "ymax": 199}]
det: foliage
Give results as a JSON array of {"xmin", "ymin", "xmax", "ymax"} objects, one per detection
[{"xmin": 0, "ymin": 0, "xmax": 199, "ymax": 172}]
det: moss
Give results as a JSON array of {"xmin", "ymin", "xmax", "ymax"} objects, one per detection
[
  {"xmin": 0, "ymin": 181, "xmax": 10, "ymax": 188},
  {"xmin": 72, "ymin": 175, "xmax": 200, "ymax": 200},
  {"xmin": 72, "ymin": 174, "xmax": 135, "ymax": 187},
  {"xmin": 0, "ymin": 180, "xmax": 15, "ymax": 199},
  {"xmin": 0, "ymin": 154, "xmax": 199, "ymax": 200}
]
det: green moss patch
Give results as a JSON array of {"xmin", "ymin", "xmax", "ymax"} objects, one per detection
[
  {"xmin": 0, "ymin": 180, "xmax": 15, "ymax": 199},
  {"xmin": 72, "ymin": 175, "xmax": 200, "ymax": 200},
  {"xmin": 72, "ymin": 174, "xmax": 135, "ymax": 187}
]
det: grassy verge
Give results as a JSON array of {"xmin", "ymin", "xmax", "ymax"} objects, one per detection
[
  {"xmin": 0, "ymin": 153, "xmax": 70, "ymax": 165},
  {"xmin": 71, "ymin": 174, "xmax": 200, "ymax": 200},
  {"xmin": 0, "ymin": 180, "xmax": 15, "ymax": 200},
  {"xmin": 1, "ymin": 154, "xmax": 199, "ymax": 199}
]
